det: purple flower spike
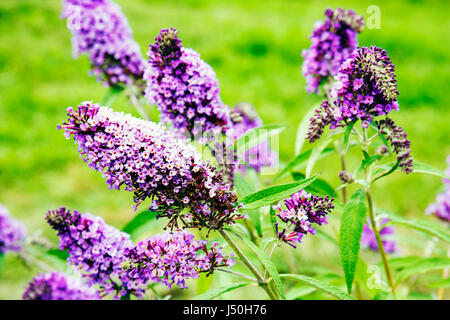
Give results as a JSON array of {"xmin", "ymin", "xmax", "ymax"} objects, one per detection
[
  {"xmin": 45, "ymin": 207, "xmax": 142, "ymax": 298},
  {"xmin": 23, "ymin": 272, "xmax": 100, "ymax": 300},
  {"xmin": 58, "ymin": 101, "xmax": 242, "ymax": 231},
  {"xmin": 231, "ymin": 103, "xmax": 276, "ymax": 174},
  {"xmin": 361, "ymin": 218, "xmax": 397, "ymax": 254},
  {"xmin": 426, "ymin": 156, "xmax": 450, "ymax": 223},
  {"xmin": 331, "ymin": 46, "xmax": 400, "ymax": 127},
  {"xmin": 62, "ymin": 0, "xmax": 145, "ymax": 87},
  {"xmin": 375, "ymin": 118, "xmax": 413, "ymax": 173},
  {"xmin": 0, "ymin": 204, "xmax": 26, "ymax": 254},
  {"xmin": 302, "ymin": 8, "xmax": 364, "ymax": 94},
  {"xmin": 144, "ymin": 28, "xmax": 232, "ymax": 141},
  {"xmin": 273, "ymin": 190, "xmax": 334, "ymax": 247},
  {"xmin": 125, "ymin": 230, "xmax": 234, "ymax": 290}
]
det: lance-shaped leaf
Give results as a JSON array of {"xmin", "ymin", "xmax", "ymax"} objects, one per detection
[
  {"xmin": 0, "ymin": 253, "xmax": 4, "ymax": 279},
  {"xmin": 230, "ymin": 231, "xmax": 286, "ymax": 299},
  {"xmin": 241, "ymin": 173, "xmax": 320, "ymax": 209},
  {"xmin": 376, "ymin": 160, "xmax": 450, "ymax": 179},
  {"xmin": 378, "ymin": 208, "xmax": 450, "ymax": 244},
  {"xmin": 306, "ymin": 134, "xmax": 337, "ymax": 178},
  {"xmin": 274, "ymin": 147, "xmax": 335, "ymax": 183},
  {"xmin": 396, "ymin": 258, "xmax": 450, "ymax": 284},
  {"xmin": 235, "ymin": 124, "xmax": 285, "ymax": 155},
  {"xmin": 101, "ymin": 86, "xmax": 124, "ymax": 107},
  {"xmin": 234, "ymin": 173, "xmax": 262, "ymax": 236},
  {"xmin": 280, "ymin": 274, "xmax": 355, "ymax": 300},
  {"xmin": 291, "ymin": 172, "xmax": 335, "ymax": 196},
  {"xmin": 192, "ymin": 282, "xmax": 252, "ymax": 300},
  {"xmin": 294, "ymin": 105, "xmax": 318, "ymax": 156},
  {"xmin": 339, "ymin": 189, "xmax": 367, "ymax": 294},
  {"xmin": 122, "ymin": 210, "xmax": 157, "ymax": 241}
]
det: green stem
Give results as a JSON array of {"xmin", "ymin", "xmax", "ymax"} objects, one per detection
[
  {"xmin": 361, "ymin": 127, "xmax": 396, "ymax": 299},
  {"xmin": 219, "ymin": 229, "xmax": 279, "ymax": 300},
  {"xmin": 340, "ymin": 152, "xmax": 348, "ymax": 204},
  {"xmin": 128, "ymin": 89, "xmax": 150, "ymax": 120},
  {"xmin": 150, "ymin": 286, "xmax": 162, "ymax": 300},
  {"xmin": 366, "ymin": 190, "xmax": 396, "ymax": 298},
  {"xmin": 243, "ymin": 219, "xmax": 258, "ymax": 245}
]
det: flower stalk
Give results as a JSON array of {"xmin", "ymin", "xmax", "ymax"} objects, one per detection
[{"xmin": 218, "ymin": 229, "xmax": 279, "ymax": 300}]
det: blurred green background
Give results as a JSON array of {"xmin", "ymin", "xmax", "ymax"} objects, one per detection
[{"xmin": 0, "ymin": 0, "xmax": 449, "ymax": 299}]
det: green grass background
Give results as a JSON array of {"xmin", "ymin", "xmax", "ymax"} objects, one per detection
[{"xmin": 0, "ymin": 0, "xmax": 449, "ymax": 299}]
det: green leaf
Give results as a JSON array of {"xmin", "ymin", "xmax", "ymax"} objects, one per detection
[
  {"xmin": 294, "ymin": 105, "xmax": 318, "ymax": 156},
  {"xmin": 412, "ymin": 160, "xmax": 450, "ymax": 179},
  {"xmin": 396, "ymin": 258, "xmax": 450, "ymax": 284},
  {"xmin": 426, "ymin": 278, "xmax": 450, "ymax": 289},
  {"xmin": 306, "ymin": 134, "xmax": 336, "ymax": 178},
  {"xmin": 358, "ymin": 153, "xmax": 382, "ymax": 174},
  {"xmin": 269, "ymin": 205, "xmax": 277, "ymax": 238},
  {"xmin": 0, "ymin": 252, "xmax": 4, "ymax": 279},
  {"xmin": 316, "ymin": 229, "xmax": 338, "ymax": 246},
  {"xmin": 378, "ymin": 208, "xmax": 450, "ymax": 243},
  {"xmin": 241, "ymin": 173, "xmax": 320, "ymax": 209},
  {"xmin": 234, "ymin": 173, "xmax": 262, "ymax": 236},
  {"xmin": 339, "ymin": 189, "xmax": 367, "ymax": 294},
  {"xmin": 274, "ymin": 147, "xmax": 335, "ymax": 183},
  {"xmin": 376, "ymin": 160, "xmax": 450, "ymax": 179},
  {"xmin": 279, "ymin": 274, "xmax": 355, "ymax": 300},
  {"xmin": 101, "ymin": 86, "xmax": 124, "ymax": 107},
  {"xmin": 287, "ymin": 286, "xmax": 317, "ymax": 300},
  {"xmin": 235, "ymin": 124, "xmax": 285, "ymax": 155},
  {"xmin": 192, "ymin": 282, "xmax": 251, "ymax": 300},
  {"xmin": 47, "ymin": 249, "xmax": 69, "ymax": 261},
  {"xmin": 233, "ymin": 232, "xmax": 286, "ymax": 299},
  {"xmin": 122, "ymin": 210, "xmax": 157, "ymax": 241},
  {"xmin": 196, "ymin": 273, "xmax": 214, "ymax": 295},
  {"xmin": 291, "ymin": 172, "xmax": 335, "ymax": 196},
  {"xmin": 343, "ymin": 120, "xmax": 357, "ymax": 153}
]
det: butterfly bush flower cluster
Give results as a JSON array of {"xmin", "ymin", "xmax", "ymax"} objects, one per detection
[
  {"xmin": 144, "ymin": 28, "xmax": 231, "ymax": 141},
  {"xmin": 330, "ymin": 46, "xmax": 400, "ymax": 127},
  {"xmin": 272, "ymin": 190, "xmax": 334, "ymax": 247},
  {"xmin": 124, "ymin": 230, "xmax": 234, "ymax": 290},
  {"xmin": 306, "ymin": 46, "xmax": 413, "ymax": 173},
  {"xmin": 361, "ymin": 218, "xmax": 397, "ymax": 254},
  {"xmin": 58, "ymin": 101, "xmax": 242, "ymax": 231},
  {"xmin": 302, "ymin": 8, "xmax": 364, "ymax": 94},
  {"xmin": 231, "ymin": 103, "xmax": 275, "ymax": 174},
  {"xmin": 46, "ymin": 207, "xmax": 142, "ymax": 298},
  {"xmin": 23, "ymin": 272, "xmax": 100, "ymax": 300},
  {"xmin": 426, "ymin": 156, "xmax": 450, "ymax": 222},
  {"xmin": 0, "ymin": 204, "xmax": 26, "ymax": 254},
  {"xmin": 62, "ymin": 0, "xmax": 145, "ymax": 87},
  {"xmin": 376, "ymin": 118, "xmax": 413, "ymax": 173}
]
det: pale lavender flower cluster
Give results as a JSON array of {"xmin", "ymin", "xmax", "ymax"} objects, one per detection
[
  {"xmin": 231, "ymin": 103, "xmax": 276, "ymax": 174},
  {"xmin": 23, "ymin": 272, "xmax": 100, "ymax": 300},
  {"xmin": 426, "ymin": 156, "xmax": 450, "ymax": 222},
  {"xmin": 0, "ymin": 204, "xmax": 26, "ymax": 254},
  {"xmin": 45, "ymin": 207, "xmax": 142, "ymax": 298},
  {"xmin": 58, "ymin": 101, "xmax": 241, "ymax": 231},
  {"xmin": 144, "ymin": 28, "xmax": 231, "ymax": 140},
  {"xmin": 302, "ymin": 8, "xmax": 364, "ymax": 93},
  {"xmin": 273, "ymin": 190, "xmax": 334, "ymax": 247},
  {"xmin": 361, "ymin": 218, "xmax": 397, "ymax": 254},
  {"xmin": 125, "ymin": 230, "xmax": 234, "ymax": 290},
  {"xmin": 376, "ymin": 118, "xmax": 413, "ymax": 173},
  {"xmin": 62, "ymin": 0, "xmax": 145, "ymax": 87}
]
